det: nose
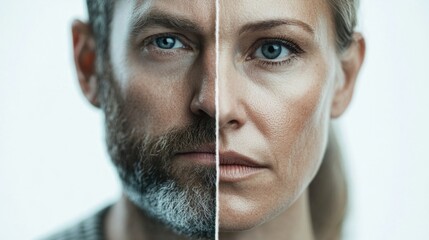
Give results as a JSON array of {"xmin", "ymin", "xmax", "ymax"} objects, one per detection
[
  {"xmin": 190, "ymin": 44, "xmax": 216, "ymax": 118},
  {"xmin": 218, "ymin": 52, "xmax": 247, "ymax": 131}
]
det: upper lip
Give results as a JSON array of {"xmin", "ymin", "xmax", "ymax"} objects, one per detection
[
  {"xmin": 176, "ymin": 143, "xmax": 216, "ymax": 154},
  {"xmin": 219, "ymin": 151, "xmax": 265, "ymax": 168}
]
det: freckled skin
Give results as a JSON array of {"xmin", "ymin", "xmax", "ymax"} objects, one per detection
[{"xmin": 218, "ymin": 0, "xmax": 364, "ymax": 239}]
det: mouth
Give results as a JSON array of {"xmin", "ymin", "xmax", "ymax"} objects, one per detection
[
  {"xmin": 174, "ymin": 143, "xmax": 216, "ymax": 166},
  {"xmin": 219, "ymin": 151, "xmax": 267, "ymax": 182}
]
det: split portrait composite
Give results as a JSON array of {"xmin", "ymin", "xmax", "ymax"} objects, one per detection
[{"xmin": 47, "ymin": 0, "xmax": 364, "ymax": 239}]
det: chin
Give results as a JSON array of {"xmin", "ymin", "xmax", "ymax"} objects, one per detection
[
  {"xmin": 219, "ymin": 215, "xmax": 263, "ymax": 232},
  {"xmin": 218, "ymin": 194, "xmax": 288, "ymax": 232},
  {"xmin": 219, "ymin": 209, "xmax": 284, "ymax": 234}
]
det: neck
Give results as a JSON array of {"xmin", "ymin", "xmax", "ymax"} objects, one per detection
[
  {"xmin": 219, "ymin": 190, "xmax": 315, "ymax": 240},
  {"xmin": 105, "ymin": 195, "xmax": 190, "ymax": 240}
]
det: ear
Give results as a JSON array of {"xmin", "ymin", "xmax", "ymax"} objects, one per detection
[
  {"xmin": 330, "ymin": 33, "xmax": 366, "ymax": 118},
  {"xmin": 72, "ymin": 20, "xmax": 100, "ymax": 108}
]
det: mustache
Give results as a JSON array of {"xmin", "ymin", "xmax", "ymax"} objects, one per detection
[{"xmin": 139, "ymin": 116, "xmax": 216, "ymax": 159}]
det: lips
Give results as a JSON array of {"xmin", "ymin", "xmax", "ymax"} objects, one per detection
[
  {"xmin": 174, "ymin": 147, "xmax": 266, "ymax": 178},
  {"xmin": 219, "ymin": 151, "xmax": 266, "ymax": 182},
  {"xmin": 174, "ymin": 143, "xmax": 216, "ymax": 166}
]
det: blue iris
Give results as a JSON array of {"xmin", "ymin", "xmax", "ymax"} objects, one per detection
[
  {"xmin": 155, "ymin": 37, "xmax": 177, "ymax": 49},
  {"xmin": 261, "ymin": 43, "xmax": 282, "ymax": 59}
]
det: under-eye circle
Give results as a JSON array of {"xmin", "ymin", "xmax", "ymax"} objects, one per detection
[{"xmin": 154, "ymin": 36, "xmax": 185, "ymax": 49}]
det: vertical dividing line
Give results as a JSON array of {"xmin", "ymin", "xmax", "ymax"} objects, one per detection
[{"xmin": 215, "ymin": 0, "xmax": 220, "ymax": 239}]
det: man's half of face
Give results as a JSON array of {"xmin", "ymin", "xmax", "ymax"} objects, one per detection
[{"xmin": 101, "ymin": 77, "xmax": 216, "ymax": 239}]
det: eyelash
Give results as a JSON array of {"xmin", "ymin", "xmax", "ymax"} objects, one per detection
[
  {"xmin": 247, "ymin": 38, "xmax": 304, "ymax": 67},
  {"xmin": 141, "ymin": 33, "xmax": 194, "ymax": 53},
  {"xmin": 257, "ymin": 56, "xmax": 297, "ymax": 67},
  {"xmin": 140, "ymin": 34, "xmax": 302, "ymax": 67}
]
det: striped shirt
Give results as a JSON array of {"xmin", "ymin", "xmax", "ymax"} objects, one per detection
[{"xmin": 42, "ymin": 206, "xmax": 110, "ymax": 240}]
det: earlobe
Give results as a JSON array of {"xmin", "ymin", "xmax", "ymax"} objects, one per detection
[
  {"xmin": 72, "ymin": 20, "xmax": 100, "ymax": 108},
  {"xmin": 331, "ymin": 33, "xmax": 366, "ymax": 118}
]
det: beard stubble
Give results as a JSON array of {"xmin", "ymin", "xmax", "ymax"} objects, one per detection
[{"xmin": 99, "ymin": 76, "xmax": 216, "ymax": 239}]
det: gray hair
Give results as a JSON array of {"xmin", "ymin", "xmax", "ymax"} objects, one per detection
[{"xmin": 86, "ymin": 0, "xmax": 114, "ymax": 71}]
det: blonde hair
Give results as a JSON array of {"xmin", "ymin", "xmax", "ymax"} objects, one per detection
[{"xmin": 329, "ymin": 0, "xmax": 359, "ymax": 51}]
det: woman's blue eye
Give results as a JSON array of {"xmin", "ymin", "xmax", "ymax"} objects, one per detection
[
  {"xmin": 255, "ymin": 42, "xmax": 291, "ymax": 60},
  {"xmin": 154, "ymin": 36, "xmax": 185, "ymax": 49}
]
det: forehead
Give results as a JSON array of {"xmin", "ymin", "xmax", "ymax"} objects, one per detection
[
  {"xmin": 126, "ymin": 0, "xmax": 216, "ymax": 34},
  {"xmin": 219, "ymin": 0, "xmax": 333, "ymax": 37}
]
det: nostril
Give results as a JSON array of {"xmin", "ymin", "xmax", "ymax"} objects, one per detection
[
  {"xmin": 228, "ymin": 119, "xmax": 239, "ymax": 126},
  {"xmin": 197, "ymin": 109, "xmax": 210, "ymax": 117},
  {"xmin": 222, "ymin": 119, "xmax": 241, "ymax": 129},
  {"xmin": 190, "ymin": 93, "xmax": 216, "ymax": 118}
]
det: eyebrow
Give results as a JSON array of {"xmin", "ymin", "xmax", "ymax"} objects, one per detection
[
  {"xmin": 130, "ymin": 9, "xmax": 203, "ymax": 37},
  {"xmin": 239, "ymin": 19, "xmax": 314, "ymax": 35}
]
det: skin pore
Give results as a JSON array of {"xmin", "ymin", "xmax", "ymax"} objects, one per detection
[{"xmin": 218, "ymin": 0, "xmax": 364, "ymax": 240}]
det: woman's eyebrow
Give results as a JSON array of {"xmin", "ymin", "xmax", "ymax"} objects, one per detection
[
  {"xmin": 239, "ymin": 19, "xmax": 314, "ymax": 35},
  {"xmin": 130, "ymin": 9, "xmax": 203, "ymax": 37}
]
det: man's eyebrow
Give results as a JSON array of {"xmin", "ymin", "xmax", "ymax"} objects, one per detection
[
  {"xmin": 130, "ymin": 9, "xmax": 203, "ymax": 37},
  {"xmin": 239, "ymin": 19, "xmax": 314, "ymax": 35}
]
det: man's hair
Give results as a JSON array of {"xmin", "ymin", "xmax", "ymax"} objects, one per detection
[
  {"xmin": 86, "ymin": 0, "xmax": 114, "ymax": 70},
  {"xmin": 85, "ymin": 0, "xmax": 359, "ymax": 61}
]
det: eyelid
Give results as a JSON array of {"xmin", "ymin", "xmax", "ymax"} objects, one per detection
[
  {"xmin": 142, "ymin": 32, "xmax": 196, "ymax": 50},
  {"xmin": 246, "ymin": 38, "xmax": 304, "ymax": 61}
]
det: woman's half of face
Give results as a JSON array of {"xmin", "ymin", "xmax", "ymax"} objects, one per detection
[{"xmin": 218, "ymin": 0, "xmax": 342, "ymax": 231}]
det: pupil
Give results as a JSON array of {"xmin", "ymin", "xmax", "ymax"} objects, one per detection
[
  {"xmin": 156, "ymin": 37, "xmax": 175, "ymax": 49},
  {"xmin": 262, "ymin": 43, "xmax": 281, "ymax": 59}
]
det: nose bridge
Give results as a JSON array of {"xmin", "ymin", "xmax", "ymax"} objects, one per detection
[
  {"xmin": 203, "ymin": 43, "xmax": 216, "ymax": 85},
  {"xmin": 218, "ymin": 50, "xmax": 234, "ymax": 112},
  {"xmin": 218, "ymin": 48, "xmax": 245, "ymax": 129},
  {"xmin": 190, "ymin": 42, "xmax": 216, "ymax": 118},
  {"xmin": 201, "ymin": 43, "xmax": 216, "ymax": 107}
]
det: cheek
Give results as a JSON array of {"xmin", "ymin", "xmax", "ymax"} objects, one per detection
[
  {"xmin": 251, "ymin": 62, "xmax": 333, "ymax": 205},
  {"xmin": 218, "ymin": 64, "xmax": 335, "ymax": 230},
  {"xmin": 115, "ymin": 61, "xmax": 195, "ymax": 137}
]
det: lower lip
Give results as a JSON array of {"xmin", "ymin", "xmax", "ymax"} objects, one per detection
[
  {"xmin": 219, "ymin": 164, "xmax": 265, "ymax": 182},
  {"xmin": 175, "ymin": 152, "xmax": 216, "ymax": 166}
]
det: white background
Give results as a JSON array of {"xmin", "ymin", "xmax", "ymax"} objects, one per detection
[
  {"xmin": 0, "ymin": 1, "xmax": 121, "ymax": 239},
  {"xmin": 342, "ymin": 1, "xmax": 429, "ymax": 239},
  {"xmin": 0, "ymin": 1, "xmax": 428, "ymax": 239}
]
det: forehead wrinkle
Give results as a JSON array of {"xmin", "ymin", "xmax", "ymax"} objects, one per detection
[{"xmin": 129, "ymin": 7, "xmax": 206, "ymax": 38}]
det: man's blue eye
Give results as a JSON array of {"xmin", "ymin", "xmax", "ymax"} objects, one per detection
[
  {"xmin": 154, "ymin": 36, "xmax": 185, "ymax": 49},
  {"xmin": 255, "ymin": 42, "xmax": 291, "ymax": 60}
]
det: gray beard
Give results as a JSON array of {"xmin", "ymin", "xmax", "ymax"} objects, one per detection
[
  {"xmin": 99, "ymin": 78, "xmax": 216, "ymax": 239},
  {"xmin": 123, "ymin": 165, "xmax": 216, "ymax": 239}
]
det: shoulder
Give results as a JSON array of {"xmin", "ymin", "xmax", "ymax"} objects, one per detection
[{"xmin": 40, "ymin": 206, "xmax": 111, "ymax": 240}]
